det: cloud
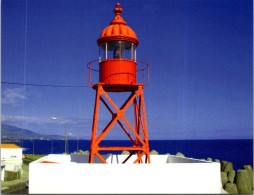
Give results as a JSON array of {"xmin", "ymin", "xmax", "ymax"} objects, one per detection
[
  {"xmin": 2, "ymin": 88, "xmax": 26, "ymax": 106},
  {"xmin": 1, "ymin": 115, "xmax": 92, "ymax": 127}
]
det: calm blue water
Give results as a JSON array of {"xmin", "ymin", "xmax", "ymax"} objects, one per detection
[{"xmin": 18, "ymin": 139, "xmax": 253, "ymax": 171}]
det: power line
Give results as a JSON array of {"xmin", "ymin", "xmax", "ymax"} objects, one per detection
[{"xmin": 1, "ymin": 81, "xmax": 89, "ymax": 88}]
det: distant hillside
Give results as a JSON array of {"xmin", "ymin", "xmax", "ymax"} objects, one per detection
[{"xmin": 1, "ymin": 124, "xmax": 65, "ymax": 140}]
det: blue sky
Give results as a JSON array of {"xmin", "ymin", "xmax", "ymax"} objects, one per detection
[{"xmin": 2, "ymin": 0, "xmax": 253, "ymax": 140}]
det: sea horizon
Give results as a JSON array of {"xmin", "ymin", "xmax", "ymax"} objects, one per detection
[{"xmin": 13, "ymin": 139, "xmax": 253, "ymax": 171}]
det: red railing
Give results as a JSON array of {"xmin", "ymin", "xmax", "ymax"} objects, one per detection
[{"xmin": 87, "ymin": 59, "xmax": 149, "ymax": 88}]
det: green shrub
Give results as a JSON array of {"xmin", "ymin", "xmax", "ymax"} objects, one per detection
[
  {"xmin": 23, "ymin": 154, "xmax": 46, "ymax": 163},
  {"xmin": 5, "ymin": 170, "xmax": 21, "ymax": 181}
]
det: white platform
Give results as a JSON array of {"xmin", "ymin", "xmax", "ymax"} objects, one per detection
[{"xmin": 29, "ymin": 154, "xmax": 222, "ymax": 194}]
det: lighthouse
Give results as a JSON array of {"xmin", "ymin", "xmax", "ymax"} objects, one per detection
[{"xmin": 88, "ymin": 3, "xmax": 151, "ymax": 163}]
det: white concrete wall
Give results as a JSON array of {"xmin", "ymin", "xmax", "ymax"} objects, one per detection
[
  {"xmin": 1, "ymin": 148, "xmax": 22, "ymax": 160},
  {"xmin": 1, "ymin": 148, "xmax": 23, "ymax": 172},
  {"xmin": 29, "ymin": 154, "xmax": 221, "ymax": 194},
  {"xmin": 1, "ymin": 168, "xmax": 5, "ymax": 181},
  {"xmin": 4, "ymin": 160, "xmax": 23, "ymax": 171},
  {"xmin": 115, "ymin": 154, "xmax": 169, "ymax": 164}
]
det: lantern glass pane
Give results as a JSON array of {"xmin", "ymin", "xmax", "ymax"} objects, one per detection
[
  {"xmin": 99, "ymin": 42, "xmax": 107, "ymax": 60},
  {"xmin": 121, "ymin": 41, "xmax": 132, "ymax": 59},
  {"xmin": 107, "ymin": 41, "xmax": 120, "ymax": 58},
  {"xmin": 101, "ymin": 41, "xmax": 137, "ymax": 59}
]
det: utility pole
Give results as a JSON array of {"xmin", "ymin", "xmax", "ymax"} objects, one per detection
[{"xmin": 51, "ymin": 117, "xmax": 68, "ymax": 154}]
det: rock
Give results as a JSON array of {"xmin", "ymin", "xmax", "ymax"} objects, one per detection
[
  {"xmin": 221, "ymin": 161, "xmax": 228, "ymax": 171},
  {"xmin": 224, "ymin": 162, "xmax": 233, "ymax": 173},
  {"xmin": 236, "ymin": 169, "xmax": 252, "ymax": 194},
  {"xmin": 243, "ymin": 165, "xmax": 253, "ymax": 189},
  {"xmin": 150, "ymin": 150, "xmax": 159, "ymax": 155},
  {"xmin": 228, "ymin": 170, "xmax": 236, "ymax": 184},
  {"xmin": 176, "ymin": 152, "xmax": 184, "ymax": 157},
  {"xmin": 121, "ymin": 150, "xmax": 130, "ymax": 155},
  {"xmin": 214, "ymin": 159, "xmax": 220, "ymax": 163},
  {"xmin": 221, "ymin": 172, "xmax": 228, "ymax": 186},
  {"xmin": 207, "ymin": 157, "xmax": 213, "ymax": 162},
  {"xmin": 224, "ymin": 183, "xmax": 238, "ymax": 194}
]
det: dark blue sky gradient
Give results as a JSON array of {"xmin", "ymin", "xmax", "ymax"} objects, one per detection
[{"xmin": 2, "ymin": 0, "xmax": 253, "ymax": 139}]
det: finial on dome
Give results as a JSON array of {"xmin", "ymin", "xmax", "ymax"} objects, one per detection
[
  {"xmin": 110, "ymin": 2, "xmax": 126, "ymax": 25},
  {"xmin": 114, "ymin": 2, "xmax": 123, "ymax": 15}
]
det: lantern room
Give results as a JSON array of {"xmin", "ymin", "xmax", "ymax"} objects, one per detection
[{"xmin": 97, "ymin": 3, "xmax": 139, "ymax": 86}]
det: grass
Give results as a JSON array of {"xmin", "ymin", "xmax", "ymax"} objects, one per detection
[{"xmin": 23, "ymin": 154, "xmax": 47, "ymax": 164}]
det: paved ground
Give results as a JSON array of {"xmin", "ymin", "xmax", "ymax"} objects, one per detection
[{"xmin": 1, "ymin": 164, "xmax": 29, "ymax": 194}]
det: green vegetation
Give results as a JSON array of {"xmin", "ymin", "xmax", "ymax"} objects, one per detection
[
  {"xmin": 23, "ymin": 154, "xmax": 47, "ymax": 163},
  {"xmin": 5, "ymin": 170, "xmax": 21, "ymax": 181},
  {"xmin": 1, "ymin": 140, "xmax": 21, "ymax": 144}
]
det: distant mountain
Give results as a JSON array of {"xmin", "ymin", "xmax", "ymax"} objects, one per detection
[{"xmin": 1, "ymin": 124, "xmax": 65, "ymax": 140}]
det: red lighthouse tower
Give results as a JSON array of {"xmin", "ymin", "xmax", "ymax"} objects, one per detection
[{"xmin": 88, "ymin": 3, "xmax": 150, "ymax": 163}]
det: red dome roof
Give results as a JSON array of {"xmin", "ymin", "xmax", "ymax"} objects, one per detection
[{"xmin": 97, "ymin": 3, "xmax": 139, "ymax": 46}]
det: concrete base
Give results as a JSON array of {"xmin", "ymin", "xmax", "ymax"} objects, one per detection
[{"xmin": 29, "ymin": 154, "xmax": 222, "ymax": 194}]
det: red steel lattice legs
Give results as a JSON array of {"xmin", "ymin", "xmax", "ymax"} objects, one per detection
[{"xmin": 89, "ymin": 85, "xmax": 150, "ymax": 163}]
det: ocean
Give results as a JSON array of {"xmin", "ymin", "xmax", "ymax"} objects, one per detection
[{"xmin": 18, "ymin": 139, "xmax": 253, "ymax": 171}]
